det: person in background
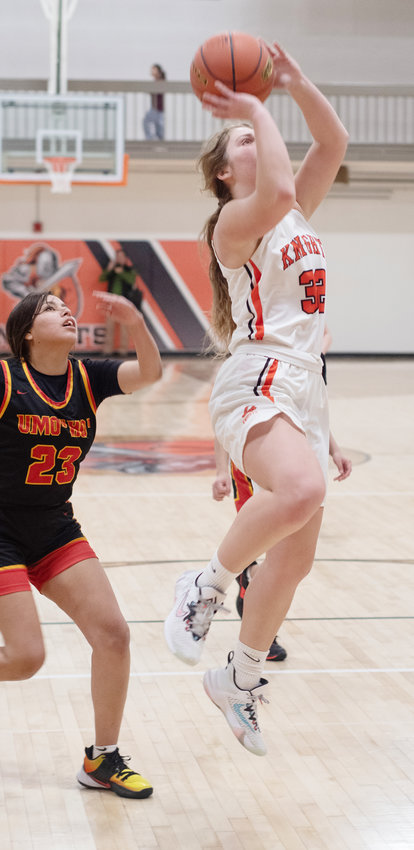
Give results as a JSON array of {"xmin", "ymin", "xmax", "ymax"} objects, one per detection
[
  {"xmin": 99, "ymin": 249, "xmax": 141, "ymax": 356},
  {"xmin": 321, "ymin": 323, "xmax": 333, "ymax": 382},
  {"xmin": 143, "ymin": 64, "xmax": 166, "ymax": 141},
  {"xmin": 0, "ymin": 289, "xmax": 162, "ymax": 796}
]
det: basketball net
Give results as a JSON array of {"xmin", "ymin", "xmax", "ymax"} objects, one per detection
[{"xmin": 43, "ymin": 156, "xmax": 77, "ymax": 193}]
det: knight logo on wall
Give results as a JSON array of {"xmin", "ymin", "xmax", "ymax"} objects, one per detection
[
  {"xmin": 2, "ymin": 242, "xmax": 84, "ymax": 317},
  {"xmin": 0, "ymin": 238, "xmax": 211, "ymax": 354}
]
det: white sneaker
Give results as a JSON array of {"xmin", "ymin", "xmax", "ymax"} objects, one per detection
[
  {"xmin": 164, "ymin": 570, "xmax": 227, "ymax": 666},
  {"xmin": 203, "ymin": 652, "xmax": 269, "ymax": 756}
]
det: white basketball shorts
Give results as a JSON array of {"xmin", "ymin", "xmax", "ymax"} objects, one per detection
[{"xmin": 209, "ymin": 352, "xmax": 329, "ymax": 484}]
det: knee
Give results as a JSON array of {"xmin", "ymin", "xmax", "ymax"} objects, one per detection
[
  {"xmin": 281, "ymin": 475, "xmax": 325, "ymax": 527},
  {"xmin": 8, "ymin": 643, "xmax": 46, "ymax": 680},
  {"xmin": 93, "ymin": 617, "xmax": 130, "ymax": 657},
  {"xmin": 299, "ymin": 476, "xmax": 325, "ymax": 518}
]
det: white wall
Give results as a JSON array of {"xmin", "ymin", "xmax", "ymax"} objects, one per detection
[
  {"xmin": 312, "ymin": 192, "xmax": 414, "ymax": 353},
  {"xmin": 0, "ymin": 0, "xmax": 413, "ymax": 84},
  {"xmin": 0, "ymin": 167, "xmax": 412, "ymax": 353}
]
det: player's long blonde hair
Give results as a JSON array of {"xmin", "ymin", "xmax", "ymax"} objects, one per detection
[{"xmin": 198, "ymin": 123, "xmax": 249, "ymax": 352}]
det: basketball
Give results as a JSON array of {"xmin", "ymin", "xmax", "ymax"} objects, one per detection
[{"xmin": 190, "ymin": 32, "xmax": 274, "ymax": 103}]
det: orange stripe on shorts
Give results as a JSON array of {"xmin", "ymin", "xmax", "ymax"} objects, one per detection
[{"xmin": 261, "ymin": 359, "xmax": 279, "ymax": 402}]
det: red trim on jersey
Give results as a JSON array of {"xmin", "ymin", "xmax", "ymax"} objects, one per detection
[
  {"xmin": 249, "ymin": 260, "xmax": 264, "ymax": 340},
  {"xmin": 231, "ymin": 460, "xmax": 254, "ymax": 512},
  {"xmin": 0, "ymin": 360, "xmax": 12, "ymax": 419},
  {"xmin": 78, "ymin": 361, "xmax": 97, "ymax": 414},
  {"xmin": 261, "ymin": 359, "xmax": 279, "ymax": 402},
  {"xmin": 22, "ymin": 359, "xmax": 74, "ymax": 409}
]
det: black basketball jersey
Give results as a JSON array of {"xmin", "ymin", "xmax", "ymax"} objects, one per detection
[{"xmin": 0, "ymin": 356, "xmax": 123, "ymax": 507}]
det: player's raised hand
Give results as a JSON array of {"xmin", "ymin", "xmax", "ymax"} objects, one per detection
[
  {"xmin": 93, "ymin": 291, "xmax": 142, "ymax": 326},
  {"xmin": 260, "ymin": 41, "xmax": 303, "ymax": 91},
  {"xmin": 202, "ymin": 81, "xmax": 265, "ymax": 120}
]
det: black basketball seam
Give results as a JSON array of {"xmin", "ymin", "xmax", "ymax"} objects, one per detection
[
  {"xmin": 200, "ymin": 46, "xmax": 226, "ymax": 84},
  {"xmin": 229, "ymin": 32, "xmax": 236, "ymax": 91},
  {"xmin": 242, "ymin": 45, "xmax": 263, "ymax": 84},
  {"xmin": 199, "ymin": 37, "xmax": 266, "ymax": 91},
  {"xmin": 237, "ymin": 45, "xmax": 265, "ymax": 85}
]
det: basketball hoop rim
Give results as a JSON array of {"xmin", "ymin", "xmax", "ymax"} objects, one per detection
[
  {"xmin": 0, "ymin": 153, "xmax": 129, "ymax": 188},
  {"xmin": 43, "ymin": 155, "xmax": 78, "ymax": 173},
  {"xmin": 42, "ymin": 155, "xmax": 79, "ymax": 193}
]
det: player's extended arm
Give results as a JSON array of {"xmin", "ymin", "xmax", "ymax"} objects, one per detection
[{"xmin": 93, "ymin": 291, "xmax": 162, "ymax": 392}]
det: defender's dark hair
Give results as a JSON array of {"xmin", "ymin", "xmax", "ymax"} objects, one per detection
[{"xmin": 6, "ymin": 291, "xmax": 50, "ymax": 360}]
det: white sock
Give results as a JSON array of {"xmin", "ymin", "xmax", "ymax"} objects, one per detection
[
  {"xmin": 196, "ymin": 551, "xmax": 235, "ymax": 593},
  {"xmin": 92, "ymin": 744, "xmax": 117, "ymax": 759},
  {"xmin": 232, "ymin": 640, "xmax": 268, "ymax": 691}
]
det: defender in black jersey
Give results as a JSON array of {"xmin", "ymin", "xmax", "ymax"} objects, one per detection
[{"xmin": 0, "ymin": 289, "xmax": 162, "ymax": 798}]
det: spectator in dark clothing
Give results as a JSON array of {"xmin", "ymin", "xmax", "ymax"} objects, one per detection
[{"xmin": 99, "ymin": 250, "xmax": 142, "ymax": 356}]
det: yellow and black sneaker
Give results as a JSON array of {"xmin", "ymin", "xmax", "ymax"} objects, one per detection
[{"xmin": 77, "ymin": 747, "xmax": 153, "ymax": 799}]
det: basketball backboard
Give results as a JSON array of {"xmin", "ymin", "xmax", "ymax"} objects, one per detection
[{"xmin": 0, "ymin": 94, "xmax": 127, "ymax": 190}]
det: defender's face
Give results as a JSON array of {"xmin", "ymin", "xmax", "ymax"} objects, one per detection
[{"xmin": 26, "ymin": 295, "xmax": 77, "ymax": 348}]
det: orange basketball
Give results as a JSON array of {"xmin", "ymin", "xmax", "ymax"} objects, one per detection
[{"xmin": 190, "ymin": 31, "xmax": 274, "ymax": 103}]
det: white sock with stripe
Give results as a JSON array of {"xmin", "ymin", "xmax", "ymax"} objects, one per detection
[
  {"xmin": 92, "ymin": 745, "xmax": 117, "ymax": 759},
  {"xmin": 232, "ymin": 640, "xmax": 268, "ymax": 691},
  {"xmin": 196, "ymin": 551, "xmax": 236, "ymax": 593}
]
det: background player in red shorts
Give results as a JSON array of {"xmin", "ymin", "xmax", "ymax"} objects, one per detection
[{"xmin": 0, "ymin": 289, "xmax": 161, "ymax": 797}]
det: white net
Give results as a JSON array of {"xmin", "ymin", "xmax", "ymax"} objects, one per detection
[{"xmin": 43, "ymin": 156, "xmax": 77, "ymax": 193}]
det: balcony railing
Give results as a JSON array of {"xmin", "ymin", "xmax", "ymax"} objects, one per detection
[{"xmin": 0, "ymin": 78, "xmax": 412, "ymax": 163}]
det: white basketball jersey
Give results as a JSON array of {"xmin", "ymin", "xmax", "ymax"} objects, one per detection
[{"xmin": 216, "ymin": 208, "xmax": 327, "ymax": 371}]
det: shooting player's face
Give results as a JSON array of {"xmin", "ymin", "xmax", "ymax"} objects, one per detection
[
  {"xmin": 25, "ymin": 295, "xmax": 77, "ymax": 351},
  {"xmin": 217, "ymin": 126, "xmax": 257, "ymax": 196}
]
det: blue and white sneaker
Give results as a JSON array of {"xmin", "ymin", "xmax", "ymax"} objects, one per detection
[
  {"xmin": 203, "ymin": 651, "xmax": 269, "ymax": 756},
  {"xmin": 164, "ymin": 570, "xmax": 227, "ymax": 666}
]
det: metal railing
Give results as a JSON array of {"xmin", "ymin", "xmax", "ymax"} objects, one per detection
[{"xmin": 0, "ymin": 78, "xmax": 412, "ymax": 161}]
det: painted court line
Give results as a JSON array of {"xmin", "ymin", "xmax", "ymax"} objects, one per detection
[
  {"xmin": 33, "ymin": 666, "xmax": 414, "ymax": 681},
  {"xmin": 74, "ymin": 490, "xmax": 414, "ymax": 497}
]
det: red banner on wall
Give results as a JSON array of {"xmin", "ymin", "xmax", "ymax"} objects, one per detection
[{"xmin": 0, "ymin": 238, "xmax": 212, "ymax": 354}]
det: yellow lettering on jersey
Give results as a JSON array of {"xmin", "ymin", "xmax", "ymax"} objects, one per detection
[{"xmin": 17, "ymin": 414, "xmax": 90, "ymax": 438}]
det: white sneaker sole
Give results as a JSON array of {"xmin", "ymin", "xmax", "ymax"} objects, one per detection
[
  {"xmin": 163, "ymin": 611, "xmax": 201, "ymax": 666},
  {"xmin": 203, "ymin": 670, "xmax": 267, "ymax": 756}
]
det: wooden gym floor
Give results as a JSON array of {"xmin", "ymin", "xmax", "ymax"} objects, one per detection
[{"xmin": 1, "ymin": 354, "xmax": 414, "ymax": 850}]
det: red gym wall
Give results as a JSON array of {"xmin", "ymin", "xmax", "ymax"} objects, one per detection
[{"xmin": 0, "ymin": 238, "xmax": 212, "ymax": 354}]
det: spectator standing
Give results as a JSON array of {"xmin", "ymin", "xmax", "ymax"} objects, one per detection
[
  {"xmin": 143, "ymin": 64, "xmax": 166, "ymax": 141},
  {"xmin": 99, "ymin": 250, "xmax": 142, "ymax": 356}
]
